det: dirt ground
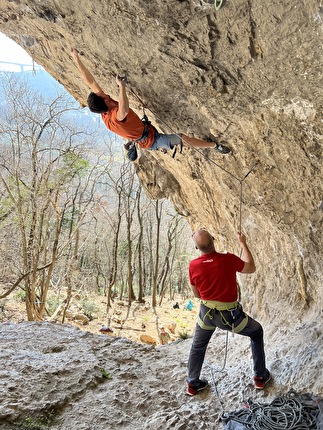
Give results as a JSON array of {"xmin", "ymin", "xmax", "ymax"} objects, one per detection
[{"xmin": 0, "ymin": 294, "xmax": 200, "ymax": 346}]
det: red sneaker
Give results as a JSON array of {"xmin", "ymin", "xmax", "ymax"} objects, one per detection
[
  {"xmin": 254, "ymin": 372, "xmax": 271, "ymax": 390},
  {"xmin": 186, "ymin": 379, "xmax": 209, "ymax": 396}
]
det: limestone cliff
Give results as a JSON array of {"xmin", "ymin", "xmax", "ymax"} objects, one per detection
[
  {"xmin": 0, "ymin": 0, "xmax": 322, "ymax": 426},
  {"xmin": 1, "ymin": 0, "xmax": 321, "ymax": 320}
]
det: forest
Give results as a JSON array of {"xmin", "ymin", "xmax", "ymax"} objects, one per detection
[{"xmin": 0, "ymin": 72, "xmax": 194, "ymax": 324}]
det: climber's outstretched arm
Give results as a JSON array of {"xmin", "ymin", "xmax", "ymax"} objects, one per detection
[
  {"xmin": 71, "ymin": 48, "xmax": 103, "ymax": 94},
  {"xmin": 115, "ymin": 75, "xmax": 129, "ymax": 121}
]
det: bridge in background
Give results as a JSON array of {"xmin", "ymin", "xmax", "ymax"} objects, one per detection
[{"xmin": 0, "ymin": 61, "xmax": 42, "ymax": 73}]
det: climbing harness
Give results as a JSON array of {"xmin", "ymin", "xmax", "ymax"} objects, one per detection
[
  {"xmin": 220, "ymin": 391, "xmax": 323, "ymax": 430},
  {"xmin": 139, "ymin": 113, "xmax": 154, "ymax": 141},
  {"xmin": 214, "ymin": 0, "xmax": 223, "ymax": 11},
  {"xmin": 198, "ymin": 300, "xmax": 248, "ymax": 334},
  {"xmin": 124, "ymin": 113, "xmax": 157, "ymax": 161},
  {"xmin": 200, "ymin": 300, "xmax": 249, "ymax": 410}
]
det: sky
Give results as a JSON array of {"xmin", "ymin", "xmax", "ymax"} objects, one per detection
[{"xmin": 0, "ymin": 32, "xmax": 39, "ymax": 72}]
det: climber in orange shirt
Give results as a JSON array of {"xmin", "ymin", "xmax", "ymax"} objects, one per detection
[{"xmin": 71, "ymin": 48, "xmax": 230, "ymax": 160}]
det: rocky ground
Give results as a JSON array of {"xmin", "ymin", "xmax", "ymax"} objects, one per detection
[{"xmin": 0, "ymin": 296, "xmax": 322, "ymax": 430}]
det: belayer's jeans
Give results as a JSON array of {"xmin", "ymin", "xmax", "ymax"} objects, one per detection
[{"xmin": 187, "ymin": 303, "xmax": 267, "ymax": 385}]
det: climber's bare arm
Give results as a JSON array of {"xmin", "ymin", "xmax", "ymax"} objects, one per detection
[
  {"xmin": 191, "ymin": 284, "xmax": 201, "ymax": 299},
  {"xmin": 71, "ymin": 48, "xmax": 103, "ymax": 94}
]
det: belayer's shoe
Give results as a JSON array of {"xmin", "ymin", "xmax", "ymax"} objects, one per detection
[
  {"xmin": 214, "ymin": 142, "xmax": 231, "ymax": 154},
  {"xmin": 254, "ymin": 370, "xmax": 271, "ymax": 390},
  {"xmin": 186, "ymin": 378, "xmax": 209, "ymax": 396}
]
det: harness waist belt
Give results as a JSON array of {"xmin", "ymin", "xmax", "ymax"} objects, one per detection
[
  {"xmin": 197, "ymin": 315, "xmax": 249, "ymax": 333},
  {"xmin": 200, "ymin": 300, "xmax": 238, "ymax": 311},
  {"xmin": 135, "ymin": 124, "xmax": 149, "ymax": 142}
]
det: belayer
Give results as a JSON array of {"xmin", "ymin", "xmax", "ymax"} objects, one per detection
[
  {"xmin": 186, "ymin": 229, "xmax": 271, "ymax": 395},
  {"xmin": 71, "ymin": 48, "xmax": 230, "ymax": 160}
]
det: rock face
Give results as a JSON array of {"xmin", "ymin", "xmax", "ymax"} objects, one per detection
[
  {"xmin": 0, "ymin": 0, "xmax": 322, "ymax": 427},
  {"xmin": 1, "ymin": 0, "xmax": 321, "ymax": 319},
  {"xmin": 1, "ymin": 0, "xmax": 321, "ymax": 314}
]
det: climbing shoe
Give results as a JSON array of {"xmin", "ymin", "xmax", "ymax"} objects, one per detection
[
  {"xmin": 214, "ymin": 143, "xmax": 231, "ymax": 154},
  {"xmin": 186, "ymin": 378, "xmax": 209, "ymax": 396},
  {"xmin": 124, "ymin": 141, "xmax": 138, "ymax": 161},
  {"xmin": 254, "ymin": 371, "xmax": 271, "ymax": 390}
]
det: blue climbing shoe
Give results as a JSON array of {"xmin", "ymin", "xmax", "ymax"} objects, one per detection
[{"xmin": 124, "ymin": 141, "xmax": 138, "ymax": 161}]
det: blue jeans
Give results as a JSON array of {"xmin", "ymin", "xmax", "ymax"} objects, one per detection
[
  {"xmin": 148, "ymin": 132, "xmax": 181, "ymax": 150},
  {"xmin": 187, "ymin": 303, "xmax": 267, "ymax": 384}
]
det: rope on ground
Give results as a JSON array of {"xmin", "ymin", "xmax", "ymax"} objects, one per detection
[{"xmin": 220, "ymin": 391, "xmax": 323, "ymax": 430}]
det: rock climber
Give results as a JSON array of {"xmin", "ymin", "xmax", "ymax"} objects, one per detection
[
  {"xmin": 186, "ymin": 229, "xmax": 270, "ymax": 396},
  {"xmin": 71, "ymin": 48, "xmax": 230, "ymax": 160}
]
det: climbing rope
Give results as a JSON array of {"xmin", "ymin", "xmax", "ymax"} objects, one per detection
[
  {"xmin": 220, "ymin": 391, "xmax": 322, "ymax": 430},
  {"xmin": 128, "ymin": 87, "xmax": 259, "ymax": 408},
  {"xmin": 128, "ymin": 86, "xmax": 259, "ymax": 233},
  {"xmin": 205, "ymin": 330, "xmax": 229, "ymax": 411}
]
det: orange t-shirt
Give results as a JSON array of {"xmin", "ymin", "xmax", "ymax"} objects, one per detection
[{"xmin": 101, "ymin": 106, "xmax": 155, "ymax": 149}]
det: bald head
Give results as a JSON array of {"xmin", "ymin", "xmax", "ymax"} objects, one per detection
[{"xmin": 192, "ymin": 229, "xmax": 215, "ymax": 254}]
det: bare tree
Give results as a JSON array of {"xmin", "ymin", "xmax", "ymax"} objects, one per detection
[
  {"xmin": 136, "ymin": 186, "xmax": 144, "ymax": 303},
  {"xmin": 0, "ymin": 73, "xmax": 196, "ymax": 324},
  {"xmin": 0, "ymin": 73, "xmax": 109, "ymax": 320},
  {"xmin": 158, "ymin": 214, "xmax": 183, "ymax": 305},
  {"xmin": 151, "ymin": 200, "xmax": 163, "ymax": 307}
]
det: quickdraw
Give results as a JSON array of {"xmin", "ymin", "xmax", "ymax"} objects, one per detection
[{"xmin": 214, "ymin": 0, "xmax": 223, "ymax": 11}]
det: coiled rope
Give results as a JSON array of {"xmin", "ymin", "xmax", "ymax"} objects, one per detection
[{"xmin": 220, "ymin": 391, "xmax": 323, "ymax": 430}]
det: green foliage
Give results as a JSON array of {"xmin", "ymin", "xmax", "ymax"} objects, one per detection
[
  {"xmin": 173, "ymin": 317, "xmax": 189, "ymax": 330},
  {"xmin": 21, "ymin": 412, "xmax": 54, "ymax": 429},
  {"xmin": 81, "ymin": 299, "xmax": 98, "ymax": 319},
  {"xmin": 63, "ymin": 151, "xmax": 90, "ymax": 173},
  {"xmin": 50, "ymin": 151, "xmax": 90, "ymax": 190},
  {"xmin": 46, "ymin": 296, "xmax": 60, "ymax": 316},
  {"xmin": 98, "ymin": 286, "xmax": 106, "ymax": 295},
  {"xmin": 60, "ymin": 207, "xmax": 80, "ymax": 230},
  {"xmin": 14, "ymin": 289, "xmax": 26, "ymax": 302},
  {"xmin": 118, "ymin": 240, "xmax": 130, "ymax": 258},
  {"xmin": 178, "ymin": 330, "xmax": 189, "ymax": 340},
  {"xmin": 100, "ymin": 368, "xmax": 112, "ymax": 379}
]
